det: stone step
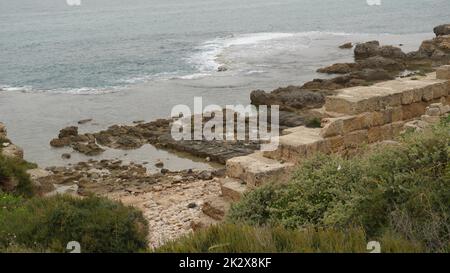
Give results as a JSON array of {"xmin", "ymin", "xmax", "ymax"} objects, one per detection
[
  {"xmin": 226, "ymin": 152, "xmax": 294, "ymax": 188},
  {"xmin": 325, "ymin": 73, "xmax": 449, "ymax": 115},
  {"xmin": 264, "ymin": 126, "xmax": 327, "ymax": 163},
  {"xmin": 220, "ymin": 177, "xmax": 247, "ymax": 202},
  {"xmin": 201, "ymin": 197, "xmax": 230, "ymax": 221}
]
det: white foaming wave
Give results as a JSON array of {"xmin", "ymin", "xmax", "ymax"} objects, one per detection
[
  {"xmin": 188, "ymin": 32, "xmax": 296, "ymax": 73},
  {"xmin": 244, "ymin": 70, "xmax": 266, "ymax": 75},
  {"xmin": 0, "ymin": 85, "xmax": 33, "ymax": 92},
  {"xmin": 187, "ymin": 31, "xmax": 355, "ymax": 74},
  {"xmin": 0, "ymin": 84, "xmax": 120, "ymax": 95},
  {"xmin": 50, "ymin": 87, "xmax": 120, "ymax": 95},
  {"xmin": 176, "ymin": 73, "xmax": 211, "ymax": 80},
  {"xmin": 119, "ymin": 71, "xmax": 181, "ymax": 84}
]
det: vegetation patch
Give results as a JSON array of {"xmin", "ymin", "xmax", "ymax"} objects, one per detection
[
  {"xmin": 227, "ymin": 119, "xmax": 450, "ymax": 252},
  {"xmin": 0, "ymin": 194, "xmax": 149, "ymax": 253}
]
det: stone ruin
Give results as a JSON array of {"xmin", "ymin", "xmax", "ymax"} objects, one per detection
[{"xmin": 198, "ymin": 65, "xmax": 450, "ymax": 224}]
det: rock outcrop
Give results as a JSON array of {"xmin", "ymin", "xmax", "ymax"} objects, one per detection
[{"xmin": 434, "ymin": 24, "xmax": 450, "ymax": 37}]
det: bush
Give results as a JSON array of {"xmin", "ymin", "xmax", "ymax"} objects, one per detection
[
  {"xmin": 156, "ymin": 224, "xmax": 423, "ymax": 253},
  {"xmin": 0, "ymin": 153, "xmax": 36, "ymax": 197},
  {"xmin": 0, "ymin": 194, "xmax": 149, "ymax": 253},
  {"xmin": 228, "ymin": 121, "xmax": 450, "ymax": 252}
]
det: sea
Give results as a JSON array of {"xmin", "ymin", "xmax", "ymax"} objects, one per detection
[{"xmin": 0, "ymin": 0, "xmax": 449, "ymax": 168}]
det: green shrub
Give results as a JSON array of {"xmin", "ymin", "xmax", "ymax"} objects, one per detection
[
  {"xmin": 305, "ymin": 118, "xmax": 322, "ymax": 128},
  {"xmin": 229, "ymin": 121, "xmax": 450, "ymax": 252},
  {"xmin": 156, "ymin": 224, "xmax": 423, "ymax": 253},
  {"xmin": 0, "ymin": 154, "xmax": 36, "ymax": 197},
  {"xmin": 0, "ymin": 194, "xmax": 149, "ymax": 253}
]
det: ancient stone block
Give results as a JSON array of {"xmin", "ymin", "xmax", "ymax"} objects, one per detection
[
  {"xmin": 436, "ymin": 65, "xmax": 450, "ymax": 80},
  {"xmin": 344, "ymin": 130, "xmax": 368, "ymax": 148},
  {"xmin": 385, "ymin": 93, "xmax": 403, "ymax": 107},
  {"xmin": 390, "ymin": 106, "xmax": 403, "ymax": 122},
  {"xmin": 320, "ymin": 118, "xmax": 344, "ymax": 137},
  {"xmin": 368, "ymin": 124, "xmax": 393, "ymax": 143},
  {"xmin": 422, "ymin": 88, "xmax": 435, "ymax": 101},
  {"xmin": 401, "ymin": 89, "xmax": 414, "ymax": 105},
  {"xmin": 432, "ymin": 85, "xmax": 448, "ymax": 99},
  {"xmin": 402, "ymin": 102, "xmax": 427, "ymax": 120},
  {"xmin": 323, "ymin": 136, "xmax": 344, "ymax": 153},
  {"xmin": 411, "ymin": 88, "xmax": 424, "ymax": 103},
  {"xmin": 369, "ymin": 111, "xmax": 386, "ymax": 127}
]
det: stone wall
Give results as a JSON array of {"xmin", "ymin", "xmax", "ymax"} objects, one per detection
[{"xmin": 262, "ymin": 68, "xmax": 450, "ymax": 163}]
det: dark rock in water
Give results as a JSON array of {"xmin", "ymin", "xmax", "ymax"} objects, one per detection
[
  {"xmin": 58, "ymin": 126, "xmax": 78, "ymax": 139},
  {"xmin": 354, "ymin": 41, "xmax": 380, "ymax": 59},
  {"xmin": 155, "ymin": 160, "xmax": 164, "ymax": 168},
  {"xmin": 354, "ymin": 41, "xmax": 406, "ymax": 60},
  {"xmin": 250, "ymin": 86, "xmax": 327, "ymax": 111},
  {"xmin": 161, "ymin": 168, "xmax": 169, "ymax": 174},
  {"xmin": 434, "ymin": 24, "xmax": 450, "ymax": 37},
  {"xmin": 411, "ymin": 35, "xmax": 450, "ymax": 62},
  {"xmin": 351, "ymin": 69, "xmax": 394, "ymax": 82},
  {"xmin": 115, "ymin": 135, "xmax": 143, "ymax": 149},
  {"xmin": 50, "ymin": 137, "xmax": 71, "ymax": 148},
  {"xmin": 357, "ymin": 56, "xmax": 405, "ymax": 71},
  {"xmin": 72, "ymin": 142, "xmax": 104, "ymax": 156},
  {"xmin": 217, "ymin": 66, "xmax": 228, "ymax": 72},
  {"xmin": 339, "ymin": 42, "xmax": 353, "ymax": 49},
  {"xmin": 377, "ymin": 45, "xmax": 406, "ymax": 59},
  {"xmin": 78, "ymin": 119, "xmax": 92, "ymax": 125},
  {"xmin": 61, "ymin": 153, "xmax": 71, "ymax": 159},
  {"xmin": 317, "ymin": 63, "xmax": 354, "ymax": 74}
]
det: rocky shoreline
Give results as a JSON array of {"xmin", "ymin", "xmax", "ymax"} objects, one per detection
[{"xmin": 2, "ymin": 24, "xmax": 450, "ymax": 248}]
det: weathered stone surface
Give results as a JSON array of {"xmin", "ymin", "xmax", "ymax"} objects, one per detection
[
  {"xmin": 264, "ymin": 127, "xmax": 325, "ymax": 162},
  {"xmin": 226, "ymin": 152, "xmax": 293, "ymax": 188},
  {"xmin": 402, "ymin": 102, "xmax": 428, "ymax": 120},
  {"xmin": 436, "ymin": 65, "xmax": 450, "ymax": 80},
  {"xmin": 202, "ymin": 198, "xmax": 230, "ymax": 221},
  {"xmin": 323, "ymin": 135, "xmax": 345, "ymax": 153},
  {"xmin": 368, "ymin": 124, "xmax": 393, "ymax": 143},
  {"xmin": 344, "ymin": 129, "xmax": 368, "ymax": 148},
  {"xmin": 320, "ymin": 118, "xmax": 344, "ymax": 137},
  {"xmin": 220, "ymin": 177, "xmax": 247, "ymax": 202},
  {"xmin": 325, "ymin": 73, "xmax": 447, "ymax": 115}
]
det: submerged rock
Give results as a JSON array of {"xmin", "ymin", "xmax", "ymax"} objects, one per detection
[
  {"xmin": 58, "ymin": 126, "xmax": 78, "ymax": 138},
  {"xmin": 317, "ymin": 63, "xmax": 355, "ymax": 74},
  {"xmin": 339, "ymin": 42, "xmax": 353, "ymax": 49}
]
